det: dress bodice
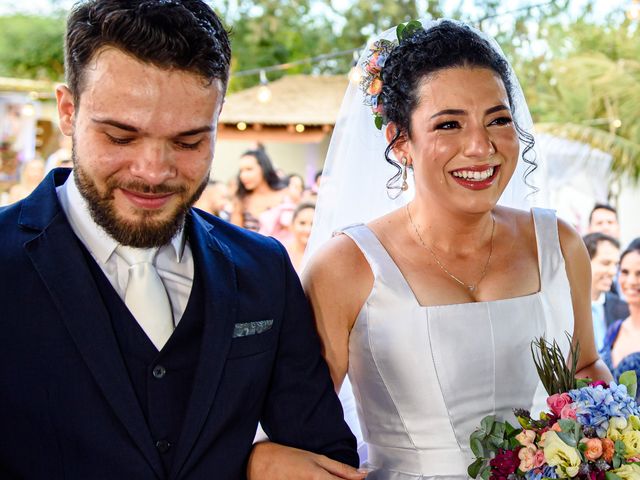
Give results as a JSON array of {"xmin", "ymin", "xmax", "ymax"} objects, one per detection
[{"xmin": 342, "ymin": 208, "xmax": 574, "ymax": 479}]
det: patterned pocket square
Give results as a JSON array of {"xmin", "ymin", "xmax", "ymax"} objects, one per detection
[{"xmin": 232, "ymin": 320, "xmax": 274, "ymax": 338}]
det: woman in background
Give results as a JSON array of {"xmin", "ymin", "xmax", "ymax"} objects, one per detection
[
  {"xmin": 601, "ymin": 239, "xmax": 640, "ymax": 400},
  {"xmin": 230, "ymin": 148, "xmax": 293, "ymax": 242},
  {"xmin": 284, "ymin": 202, "xmax": 315, "ymax": 273}
]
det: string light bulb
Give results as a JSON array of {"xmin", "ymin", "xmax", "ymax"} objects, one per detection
[
  {"xmin": 257, "ymin": 70, "xmax": 272, "ymax": 103},
  {"xmin": 348, "ymin": 51, "xmax": 362, "ymax": 84}
]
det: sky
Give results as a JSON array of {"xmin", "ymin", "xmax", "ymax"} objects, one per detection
[{"xmin": 0, "ymin": 0, "xmax": 631, "ymax": 18}]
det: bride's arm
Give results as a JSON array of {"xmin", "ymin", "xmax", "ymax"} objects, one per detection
[
  {"xmin": 558, "ymin": 218, "xmax": 613, "ymax": 382},
  {"xmin": 302, "ymin": 234, "xmax": 374, "ymax": 391}
]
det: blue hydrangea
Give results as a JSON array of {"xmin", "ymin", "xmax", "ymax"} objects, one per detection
[
  {"xmin": 525, "ymin": 465, "xmax": 559, "ymax": 480},
  {"xmin": 568, "ymin": 382, "xmax": 640, "ymax": 437},
  {"xmin": 376, "ymin": 53, "xmax": 388, "ymax": 68}
]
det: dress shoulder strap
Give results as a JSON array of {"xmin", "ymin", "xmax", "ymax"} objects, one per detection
[
  {"xmin": 340, "ymin": 224, "xmax": 412, "ymax": 291},
  {"xmin": 531, "ymin": 207, "xmax": 565, "ymax": 290}
]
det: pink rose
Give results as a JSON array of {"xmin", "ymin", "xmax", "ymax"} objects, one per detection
[
  {"xmin": 533, "ymin": 449, "xmax": 546, "ymax": 468},
  {"xmin": 547, "ymin": 393, "xmax": 573, "ymax": 417},
  {"xmin": 551, "ymin": 422, "xmax": 563, "ymax": 432},
  {"xmin": 518, "ymin": 446, "xmax": 537, "ymax": 472},
  {"xmin": 560, "ymin": 403, "xmax": 577, "ymax": 420}
]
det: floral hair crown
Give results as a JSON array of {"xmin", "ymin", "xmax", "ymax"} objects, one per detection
[{"xmin": 359, "ymin": 20, "xmax": 423, "ymax": 130}]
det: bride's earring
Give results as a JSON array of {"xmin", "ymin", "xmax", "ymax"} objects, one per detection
[{"xmin": 401, "ymin": 157, "xmax": 409, "ymax": 191}]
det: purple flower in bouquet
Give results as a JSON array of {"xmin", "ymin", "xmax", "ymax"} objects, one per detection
[
  {"xmin": 489, "ymin": 448, "xmax": 521, "ymax": 480},
  {"xmin": 569, "ymin": 383, "xmax": 640, "ymax": 437}
]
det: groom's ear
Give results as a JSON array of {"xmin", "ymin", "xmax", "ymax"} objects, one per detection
[{"xmin": 385, "ymin": 122, "xmax": 411, "ymax": 165}]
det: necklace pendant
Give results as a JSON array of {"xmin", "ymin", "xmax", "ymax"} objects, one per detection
[{"xmin": 468, "ymin": 285, "xmax": 476, "ymax": 291}]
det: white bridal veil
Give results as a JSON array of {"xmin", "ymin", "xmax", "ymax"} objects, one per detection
[{"xmin": 305, "ymin": 18, "xmax": 548, "ymax": 264}]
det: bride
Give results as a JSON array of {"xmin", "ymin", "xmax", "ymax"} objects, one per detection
[
  {"xmin": 299, "ymin": 19, "xmax": 611, "ymax": 479},
  {"xmin": 247, "ymin": 18, "xmax": 611, "ymax": 480}
]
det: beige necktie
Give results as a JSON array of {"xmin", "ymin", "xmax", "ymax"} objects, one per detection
[{"xmin": 116, "ymin": 245, "xmax": 174, "ymax": 350}]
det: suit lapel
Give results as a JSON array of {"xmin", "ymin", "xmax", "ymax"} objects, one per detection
[
  {"xmin": 170, "ymin": 213, "xmax": 237, "ymax": 479},
  {"xmin": 20, "ymin": 171, "xmax": 164, "ymax": 479}
]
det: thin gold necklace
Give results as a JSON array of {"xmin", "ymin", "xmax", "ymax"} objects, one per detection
[{"xmin": 406, "ymin": 204, "xmax": 495, "ymax": 292}]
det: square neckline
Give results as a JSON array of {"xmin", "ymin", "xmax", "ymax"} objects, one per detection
[{"xmin": 358, "ymin": 209, "xmax": 544, "ymax": 309}]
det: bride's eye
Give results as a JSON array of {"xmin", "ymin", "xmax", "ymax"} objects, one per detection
[
  {"xmin": 489, "ymin": 116, "xmax": 513, "ymax": 126},
  {"xmin": 435, "ymin": 120, "xmax": 460, "ymax": 130}
]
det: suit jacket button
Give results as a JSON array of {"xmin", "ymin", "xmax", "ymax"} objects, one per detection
[
  {"xmin": 155, "ymin": 440, "xmax": 171, "ymax": 453},
  {"xmin": 152, "ymin": 365, "xmax": 166, "ymax": 379}
]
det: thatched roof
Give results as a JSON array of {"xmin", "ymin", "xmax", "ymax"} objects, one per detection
[
  {"xmin": 0, "ymin": 76, "xmax": 56, "ymax": 96},
  {"xmin": 220, "ymin": 74, "xmax": 348, "ymax": 126}
]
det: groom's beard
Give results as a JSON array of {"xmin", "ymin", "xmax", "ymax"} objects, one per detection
[{"xmin": 73, "ymin": 147, "xmax": 208, "ymax": 249}]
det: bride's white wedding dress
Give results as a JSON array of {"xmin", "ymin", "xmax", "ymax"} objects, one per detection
[{"xmin": 342, "ymin": 208, "xmax": 573, "ymax": 479}]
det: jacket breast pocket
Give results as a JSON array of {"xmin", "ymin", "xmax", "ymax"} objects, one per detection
[{"xmin": 227, "ymin": 321, "xmax": 277, "ymax": 359}]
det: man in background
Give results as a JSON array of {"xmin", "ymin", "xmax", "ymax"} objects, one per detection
[{"xmin": 583, "ymin": 232, "xmax": 629, "ymax": 351}]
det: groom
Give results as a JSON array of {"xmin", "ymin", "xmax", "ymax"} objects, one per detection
[{"xmin": 0, "ymin": 1, "xmax": 363, "ymax": 478}]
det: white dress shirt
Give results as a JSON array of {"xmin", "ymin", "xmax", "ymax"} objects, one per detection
[
  {"xmin": 591, "ymin": 292, "xmax": 607, "ymax": 353},
  {"xmin": 57, "ymin": 172, "xmax": 194, "ymax": 325}
]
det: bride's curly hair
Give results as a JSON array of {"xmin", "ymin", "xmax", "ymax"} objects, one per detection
[{"xmin": 380, "ymin": 20, "xmax": 536, "ymax": 192}]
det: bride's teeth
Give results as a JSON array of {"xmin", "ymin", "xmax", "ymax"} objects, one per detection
[{"xmin": 452, "ymin": 167, "xmax": 495, "ymax": 181}]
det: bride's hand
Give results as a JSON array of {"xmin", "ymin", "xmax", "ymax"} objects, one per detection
[{"xmin": 247, "ymin": 441, "xmax": 368, "ymax": 479}]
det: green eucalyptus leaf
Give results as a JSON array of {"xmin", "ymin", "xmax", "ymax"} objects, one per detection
[
  {"xmin": 558, "ymin": 419, "xmax": 577, "ymax": 433},
  {"xmin": 480, "ymin": 464, "xmax": 491, "ymax": 480},
  {"xmin": 613, "ymin": 455, "xmax": 622, "ymax": 469},
  {"xmin": 619, "ymin": 370, "xmax": 638, "ymax": 399},
  {"xmin": 481, "ymin": 416, "xmax": 496, "ymax": 434},
  {"xmin": 615, "ymin": 440, "xmax": 627, "ymax": 455},
  {"xmin": 470, "ymin": 438, "xmax": 484, "ymax": 458},
  {"xmin": 557, "ymin": 431, "xmax": 577, "ymax": 448},
  {"xmin": 468, "ymin": 458, "xmax": 485, "ymax": 478},
  {"xmin": 606, "ymin": 473, "xmax": 624, "ymax": 480}
]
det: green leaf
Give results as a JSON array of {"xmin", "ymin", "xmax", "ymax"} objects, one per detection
[
  {"xmin": 374, "ymin": 115, "xmax": 383, "ymax": 130},
  {"xmin": 470, "ymin": 438, "xmax": 484, "ymax": 458},
  {"xmin": 576, "ymin": 377, "xmax": 592, "ymax": 388},
  {"xmin": 558, "ymin": 419, "xmax": 577, "ymax": 432},
  {"xmin": 613, "ymin": 455, "xmax": 622, "ymax": 469},
  {"xmin": 606, "ymin": 473, "xmax": 624, "ymax": 480},
  {"xmin": 481, "ymin": 416, "xmax": 496, "ymax": 434},
  {"xmin": 396, "ymin": 23, "xmax": 405, "ymax": 42},
  {"xmin": 468, "ymin": 458, "xmax": 485, "ymax": 478},
  {"xmin": 619, "ymin": 370, "xmax": 637, "ymax": 399},
  {"xmin": 615, "ymin": 440, "xmax": 627, "ymax": 455},
  {"xmin": 557, "ymin": 431, "xmax": 578, "ymax": 448},
  {"xmin": 480, "ymin": 464, "xmax": 491, "ymax": 480},
  {"xmin": 504, "ymin": 422, "xmax": 518, "ymax": 436}
]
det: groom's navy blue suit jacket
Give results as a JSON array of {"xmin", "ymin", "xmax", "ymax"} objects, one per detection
[{"xmin": 0, "ymin": 169, "xmax": 357, "ymax": 479}]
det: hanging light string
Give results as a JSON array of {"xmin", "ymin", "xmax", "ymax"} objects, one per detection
[{"xmin": 230, "ymin": 0, "xmax": 559, "ymax": 80}]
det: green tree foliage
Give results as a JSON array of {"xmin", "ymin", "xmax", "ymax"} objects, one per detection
[
  {"xmin": 226, "ymin": 0, "xmax": 337, "ymax": 91},
  {"xmin": 0, "ymin": 14, "xmax": 65, "ymax": 80}
]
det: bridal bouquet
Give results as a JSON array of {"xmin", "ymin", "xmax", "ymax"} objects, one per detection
[{"xmin": 468, "ymin": 336, "xmax": 640, "ymax": 480}]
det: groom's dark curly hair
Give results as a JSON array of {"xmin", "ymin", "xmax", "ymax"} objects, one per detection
[
  {"xmin": 380, "ymin": 20, "xmax": 536, "ymax": 187},
  {"xmin": 64, "ymin": 0, "xmax": 231, "ymax": 105}
]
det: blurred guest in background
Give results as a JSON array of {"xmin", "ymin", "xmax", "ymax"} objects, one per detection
[
  {"xmin": 284, "ymin": 202, "xmax": 315, "ymax": 273},
  {"xmin": 230, "ymin": 148, "xmax": 294, "ymax": 242},
  {"xmin": 193, "ymin": 179, "xmax": 230, "ymax": 220},
  {"xmin": 7, "ymin": 158, "xmax": 45, "ymax": 204},
  {"xmin": 44, "ymin": 133, "xmax": 73, "ymax": 174},
  {"xmin": 601, "ymin": 240, "xmax": 640, "ymax": 400},
  {"xmin": 286, "ymin": 173, "xmax": 305, "ymax": 204},
  {"xmin": 583, "ymin": 232, "xmax": 629, "ymax": 351},
  {"xmin": 588, "ymin": 203, "xmax": 620, "ymax": 240}
]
